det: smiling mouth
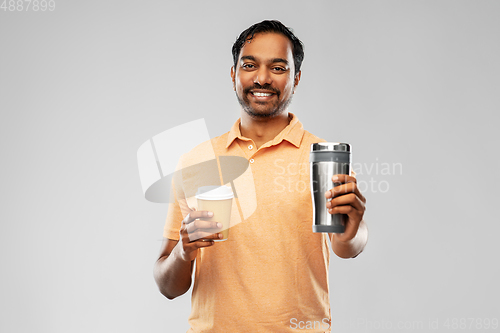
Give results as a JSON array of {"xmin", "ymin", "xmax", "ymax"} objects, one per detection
[{"xmin": 251, "ymin": 92, "xmax": 274, "ymax": 97}]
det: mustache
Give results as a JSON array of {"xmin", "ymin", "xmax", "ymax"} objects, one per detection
[{"xmin": 243, "ymin": 83, "xmax": 280, "ymax": 95}]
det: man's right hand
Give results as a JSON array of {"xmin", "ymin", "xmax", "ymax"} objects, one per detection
[{"xmin": 178, "ymin": 210, "xmax": 223, "ymax": 262}]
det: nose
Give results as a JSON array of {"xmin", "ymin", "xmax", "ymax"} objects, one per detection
[{"xmin": 253, "ymin": 67, "xmax": 272, "ymax": 86}]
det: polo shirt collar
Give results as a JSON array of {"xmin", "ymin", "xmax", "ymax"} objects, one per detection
[{"xmin": 225, "ymin": 112, "xmax": 304, "ymax": 149}]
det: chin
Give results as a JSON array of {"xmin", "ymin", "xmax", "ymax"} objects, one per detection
[{"xmin": 244, "ymin": 107, "xmax": 283, "ymax": 119}]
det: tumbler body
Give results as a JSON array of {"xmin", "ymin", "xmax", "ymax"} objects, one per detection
[{"xmin": 310, "ymin": 143, "xmax": 351, "ymax": 233}]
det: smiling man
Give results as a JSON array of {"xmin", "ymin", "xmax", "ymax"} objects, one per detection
[
  {"xmin": 231, "ymin": 31, "xmax": 302, "ymax": 150},
  {"xmin": 154, "ymin": 20, "xmax": 368, "ymax": 332}
]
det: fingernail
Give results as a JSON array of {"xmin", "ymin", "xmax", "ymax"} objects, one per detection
[
  {"xmin": 219, "ymin": 233, "xmax": 223, "ymax": 239},
  {"xmin": 217, "ymin": 223, "xmax": 222, "ymax": 228},
  {"xmin": 207, "ymin": 212, "xmax": 213, "ymax": 217},
  {"xmin": 332, "ymin": 175, "xmax": 339, "ymax": 181}
]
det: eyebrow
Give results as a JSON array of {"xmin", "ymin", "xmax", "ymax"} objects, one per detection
[{"xmin": 240, "ymin": 55, "xmax": 289, "ymax": 66}]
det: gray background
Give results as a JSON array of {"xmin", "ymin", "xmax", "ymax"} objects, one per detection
[{"xmin": 1, "ymin": 0, "xmax": 499, "ymax": 332}]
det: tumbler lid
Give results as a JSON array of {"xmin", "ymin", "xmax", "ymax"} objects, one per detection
[{"xmin": 311, "ymin": 142, "xmax": 351, "ymax": 152}]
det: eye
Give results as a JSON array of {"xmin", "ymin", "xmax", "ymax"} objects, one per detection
[
  {"xmin": 272, "ymin": 67, "xmax": 286, "ymax": 72},
  {"xmin": 242, "ymin": 63, "xmax": 255, "ymax": 69}
]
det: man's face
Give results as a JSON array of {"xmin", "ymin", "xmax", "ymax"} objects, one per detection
[{"xmin": 231, "ymin": 32, "xmax": 301, "ymax": 119}]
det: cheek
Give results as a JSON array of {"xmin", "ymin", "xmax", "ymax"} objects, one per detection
[
  {"xmin": 237, "ymin": 71, "xmax": 252, "ymax": 83},
  {"xmin": 280, "ymin": 78, "xmax": 295, "ymax": 94},
  {"xmin": 234, "ymin": 77, "xmax": 245, "ymax": 91}
]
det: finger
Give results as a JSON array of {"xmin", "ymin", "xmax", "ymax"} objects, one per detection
[
  {"xmin": 196, "ymin": 240, "xmax": 216, "ymax": 248},
  {"xmin": 326, "ymin": 182, "xmax": 366, "ymax": 203},
  {"xmin": 188, "ymin": 231, "xmax": 224, "ymax": 242},
  {"xmin": 326, "ymin": 182, "xmax": 355, "ymax": 198},
  {"xmin": 328, "ymin": 201, "xmax": 362, "ymax": 216},
  {"xmin": 186, "ymin": 239, "xmax": 216, "ymax": 250},
  {"xmin": 332, "ymin": 174, "xmax": 357, "ymax": 185},
  {"xmin": 182, "ymin": 210, "xmax": 214, "ymax": 225},
  {"xmin": 327, "ymin": 193, "xmax": 365, "ymax": 213},
  {"xmin": 325, "ymin": 175, "xmax": 357, "ymax": 198},
  {"xmin": 185, "ymin": 220, "xmax": 222, "ymax": 235}
]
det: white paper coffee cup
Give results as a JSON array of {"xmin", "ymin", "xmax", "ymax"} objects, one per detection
[{"xmin": 195, "ymin": 186, "xmax": 234, "ymax": 241}]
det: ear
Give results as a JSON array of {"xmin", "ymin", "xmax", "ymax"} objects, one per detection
[
  {"xmin": 293, "ymin": 71, "xmax": 301, "ymax": 93},
  {"xmin": 230, "ymin": 66, "xmax": 236, "ymax": 91}
]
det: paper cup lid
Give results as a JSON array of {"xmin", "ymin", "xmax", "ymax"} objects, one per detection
[{"xmin": 195, "ymin": 186, "xmax": 234, "ymax": 200}]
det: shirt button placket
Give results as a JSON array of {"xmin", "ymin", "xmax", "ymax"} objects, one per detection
[{"xmin": 247, "ymin": 143, "xmax": 255, "ymax": 163}]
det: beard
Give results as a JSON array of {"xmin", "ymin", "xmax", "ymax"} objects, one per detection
[{"xmin": 236, "ymin": 83, "xmax": 293, "ymax": 119}]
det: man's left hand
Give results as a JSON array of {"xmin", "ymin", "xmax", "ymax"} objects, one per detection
[{"xmin": 325, "ymin": 174, "xmax": 366, "ymax": 242}]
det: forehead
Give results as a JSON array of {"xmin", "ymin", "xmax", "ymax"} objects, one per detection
[{"xmin": 238, "ymin": 32, "xmax": 294, "ymax": 63}]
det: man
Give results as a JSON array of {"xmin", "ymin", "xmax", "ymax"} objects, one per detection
[{"xmin": 154, "ymin": 20, "xmax": 367, "ymax": 332}]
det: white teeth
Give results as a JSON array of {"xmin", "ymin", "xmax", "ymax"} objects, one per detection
[{"xmin": 253, "ymin": 92, "xmax": 272, "ymax": 97}]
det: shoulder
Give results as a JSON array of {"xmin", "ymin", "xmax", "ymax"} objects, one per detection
[{"xmin": 301, "ymin": 129, "xmax": 326, "ymax": 147}]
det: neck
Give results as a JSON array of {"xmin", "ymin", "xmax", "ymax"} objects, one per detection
[{"xmin": 239, "ymin": 110, "xmax": 291, "ymax": 149}]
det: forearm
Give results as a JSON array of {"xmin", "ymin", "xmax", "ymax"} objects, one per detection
[
  {"xmin": 331, "ymin": 220, "xmax": 368, "ymax": 259},
  {"xmin": 154, "ymin": 243, "xmax": 194, "ymax": 299}
]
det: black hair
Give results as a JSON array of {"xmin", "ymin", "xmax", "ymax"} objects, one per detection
[{"xmin": 232, "ymin": 20, "xmax": 304, "ymax": 77}]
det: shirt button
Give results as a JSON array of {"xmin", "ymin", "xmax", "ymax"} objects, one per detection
[
  {"xmin": 248, "ymin": 145, "xmax": 253, "ymax": 150},
  {"xmin": 249, "ymin": 159, "xmax": 255, "ymax": 163}
]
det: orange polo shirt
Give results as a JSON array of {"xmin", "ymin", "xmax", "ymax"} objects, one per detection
[{"xmin": 164, "ymin": 113, "xmax": 332, "ymax": 332}]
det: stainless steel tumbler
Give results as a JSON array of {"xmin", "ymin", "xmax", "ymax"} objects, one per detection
[{"xmin": 310, "ymin": 143, "xmax": 351, "ymax": 233}]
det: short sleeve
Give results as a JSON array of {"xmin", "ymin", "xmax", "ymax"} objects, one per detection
[
  {"xmin": 163, "ymin": 158, "xmax": 191, "ymax": 240},
  {"xmin": 163, "ymin": 179, "xmax": 184, "ymax": 240}
]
